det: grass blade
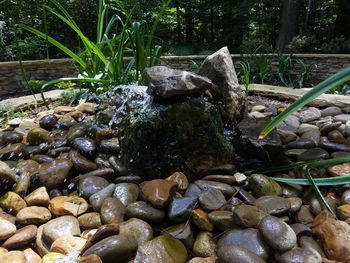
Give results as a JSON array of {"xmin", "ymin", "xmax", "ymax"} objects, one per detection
[
  {"xmin": 304, "ymin": 168, "xmax": 335, "ymax": 216},
  {"xmin": 259, "ymin": 67, "xmax": 350, "ymax": 139},
  {"xmin": 272, "ymin": 174, "xmax": 350, "ymax": 186}
]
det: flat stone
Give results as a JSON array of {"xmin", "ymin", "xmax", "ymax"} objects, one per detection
[
  {"xmin": 48, "ymin": 195, "xmax": 88, "ymax": 216},
  {"xmin": 286, "ymin": 139, "xmax": 316, "ymax": 149},
  {"xmin": 50, "ymin": 235, "xmax": 87, "ymax": 255},
  {"xmin": 298, "ymin": 148, "xmax": 329, "ymax": 161},
  {"xmin": 2, "ymin": 225, "xmax": 37, "ymax": 249},
  {"xmin": 259, "ymin": 215, "xmax": 297, "ymax": 253},
  {"xmin": 328, "ymin": 130, "xmax": 345, "ymax": 143},
  {"xmin": 135, "ymin": 235, "xmax": 188, "ymax": 263},
  {"xmin": 16, "ymin": 206, "xmax": 51, "ymax": 225},
  {"xmin": 198, "ymin": 188, "xmax": 226, "ymax": 211},
  {"xmin": 320, "ymin": 141, "xmax": 350, "ymax": 152},
  {"xmin": 42, "ymin": 216, "xmax": 81, "ymax": 245}
]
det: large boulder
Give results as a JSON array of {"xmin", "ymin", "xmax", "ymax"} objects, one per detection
[
  {"xmin": 199, "ymin": 47, "xmax": 246, "ymax": 123},
  {"xmin": 144, "ymin": 66, "xmax": 212, "ymax": 99},
  {"xmin": 118, "ymin": 97, "xmax": 233, "ymax": 180}
]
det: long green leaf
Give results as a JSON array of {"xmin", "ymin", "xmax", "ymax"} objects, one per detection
[
  {"xmin": 19, "ymin": 24, "xmax": 87, "ymax": 69},
  {"xmin": 260, "ymin": 67, "xmax": 350, "ymax": 139},
  {"xmin": 272, "ymin": 174, "xmax": 350, "ymax": 186},
  {"xmin": 304, "ymin": 168, "xmax": 335, "ymax": 216}
]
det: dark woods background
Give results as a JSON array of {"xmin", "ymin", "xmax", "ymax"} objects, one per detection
[{"xmin": 0, "ymin": 0, "xmax": 349, "ymax": 61}]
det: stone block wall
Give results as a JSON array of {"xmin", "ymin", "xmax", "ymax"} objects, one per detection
[{"xmin": 0, "ymin": 54, "xmax": 349, "ymax": 99}]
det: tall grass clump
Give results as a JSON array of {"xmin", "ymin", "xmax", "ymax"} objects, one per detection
[{"xmin": 20, "ymin": 0, "xmax": 171, "ymax": 108}]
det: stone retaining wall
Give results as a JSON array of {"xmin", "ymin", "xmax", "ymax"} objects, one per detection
[{"xmin": 0, "ymin": 54, "xmax": 349, "ymax": 99}]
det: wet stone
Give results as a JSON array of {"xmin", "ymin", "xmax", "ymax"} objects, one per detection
[
  {"xmin": 320, "ymin": 121, "xmax": 342, "ymax": 135},
  {"xmin": 232, "ymin": 204, "xmax": 268, "ymax": 228},
  {"xmin": 78, "ymin": 212, "xmax": 102, "ymax": 230},
  {"xmin": 73, "ymin": 137, "xmax": 97, "ymax": 157},
  {"xmin": 16, "ymin": 206, "xmax": 51, "ymax": 225},
  {"xmin": 0, "ymin": 131, "xmax": 23, "ymax": 145},
  {"xmin": 125, "ymin": 201, "xmax": 165, "ymax": 224},
  {"xmin": 218, "ymin": 228, "xmax": 269, "ymax": 260},
  {"xmin": 27, "ymin": 128, "xmax": 53, "ymax": 145},
  {"xmin": 89, "ymin": 184, "xmax": 116, "ymax": 212},
  {"xmin": 166, "ymin": 172, "xmax": 189, "ymax": 191},
  {"xmin": 113, "ymin": 183, "xmax": 139, "ymax": 206},
  {"xmin": 69, "ymin": 150, "xmax": 97, "ymax": 173},
  {"xmin": 320, "ymin": 141, "xmax": 350, "ymax": 152},
  {"xmin": 299, "ymin": 235, "xmax": 326, "ymax": 258},
  {"xmin": 120, "ymin": 218, "xmax": 153, "ymax": 245},
  {"xmin": 259, "ymin": 215, "xmax": 297, "ymax": 253},
  {"xmin": 100, "ymin": 197, "xmax": 125, "ymax": 224},
  {"xmin": 141, "ymin": 179, "xmax": 177, "ymax": 208},
  {"xmin": 192, "ymin": 208, "xmax": 214, "ymax": 231},
  {"xmin": 298, "ymin": 147, "xmax": 329, "ymax": 161},
  {"xmin": 254, "ymin": 196, "xmax": 291, "ymax": 215},
  {"xmin": 217, "ymin": 244, "xmax": 265, "ymax": 263},
  {"xmin": 168, "ymin": 197, "xmax": 197, "ymax": 223},
  {"xmin": 39, "ymin": 114, "xmax": 58, "ymax": 131},
  {"xmin": 2, "ymin": 225, "xmax": 37, "ymax": 249},
  {"xmin": 280, "ymin": 248, "xmax": 322, "ymax": 263},
  {"xmin": 208, "ymin": 210, "xmax": 236, "ymax": 231},
  {"xmin": 299, "ymin": 107, "xmax": 321, "ymax": 123},
  {"xmin": 198, "ymin": 188, "xmax": 226, "ymax": 211},
  {"xmin": 164, "ymin": 223, "xmax": 194, "ymax": 249},
  {"xmin": 77, "ymin": 176, "xmax": 109, "ymax": 199},
  {"xmin": 193, "ymin": 231, "xmax": 216, "ymax": 257},
  {"xmin": 0, "ymin": 218, "xmax": 16, "ymax": 240},
  {"xmin": 249, "ymin": 174, "xmax": 282, "ymax": 198},
  {"xmin": 286, "ymin": 139, "xmax": 316, "ymax": 149},
  {"xmin": 0, "ymin": 191, "xmax": 27, "ymax": 213},
  {"xmin": 48, "ymin": 195, "xmax": 88, "ymax": 216}
]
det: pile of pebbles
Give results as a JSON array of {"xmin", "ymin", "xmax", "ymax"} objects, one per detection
[{"xmin": 0, "ymin": 102, "xmax": 350, "ymax": 262}]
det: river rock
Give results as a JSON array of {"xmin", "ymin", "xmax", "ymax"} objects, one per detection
[
  {"xmin": 135, "ymin": 235, "xmax": 187, "ymax": 263},
  {"xmin": 217, "ymin": 244, "xmax": 265, "ymax": 263},
  {"xmin": 0, "ymin": 131, "xmax": 23, "ymax": 145},
  {"xmin": 192, "ymin": 208, "xmax": 214, "ymax": 231},
  {"xmin": 141, "ymin": 179, "xmax": 177, "ymax": 208},
  {"xmin": 0, "ymin": 218, "xmax": 16, "ymax": 240},
  {"xmin": 24, "ymin": 186, "xmax": 50, "ymax": 207},
  {"xmin": 99, "ymin": 138, "xmax": 120, "ymax": 154},
  {"xmin": 77, "ymin": 176, "xmax": 109, "ymax": 199},
  {"xmin": 334, "ymin": 114, "xmax": 350, "ymax": 123},
  {"xmin": 78, "ymin": 212, "xmax": 102, "ymax": 230},
  {"xmin": 39, "ymin": 114, "xmax": 58, "ymax": 131},
  {"xmin": 125, "ymin": 201, "xmax": 165, "ymax": 224},
  {"xmin": 50, "ymin": 235, "xmax": 87, "ymax": 255},
  {"xmin": 16, "ymin": 206, "xmax": 51, "ymax": 225},
  {"xmin": 42, "ymin": 216, "xmax": 81, "ymax": 245},
  {"xmin": 118, "ymin": 97, "xmax": 232, "ymax": 180},
  {"xmin": 299, "ymin": 107, "xmax": 321, "ymax": 123},
  {"xmin": 259, "ymin": 215, "xmax": 297, "ymax": 253},
  {"xmin": 0, "ymin": 161, "xmax": 18, "ymax": 183},
  {"xmin": 82, "ymin": 234, "xmax": 138, "ymax": 263},
  {"xmin": 0, "ymin": 251, "xmax": 28, "ymax": 263},
  {"xmin": 76, "ymin": 103, "xmax": 96, "ymax": 114},
  {"xmin": 23, "ymin": 248, "xmax": 41, "ymax": 263},
  {"xmin": 33, "ymin": 160, "xmax": 72, "ymax": 189},
  {"xmin": 100, "ymin": 197, "xmax": 125, "ymax": 224},
  {"xmin": 280, "ymin": 247, "xmax": 322, "ymax": 263},
  {"xmin": 166, "ymin": 172, "xmax": 189, "ymax": 191},
  {"xmin": 199, "ymin": 46, "xmax": 246, "ymax": 122},
  {"xmin": 326, "ymin": 163, "xmax": 350, "ymax": 176},
  {"xmin": 164, "ymin": 223, "xmax": 194, "ymax": 249},
  {"xmin": 2, "ymin": 225, "xmax": 37, "ymax": 249},
  {"xmin": 0, "ymin": 191, "xmax": 27, "ymax": 213},
  {"xmin": 254, "ymin": 196, "xmax": 291, "ymax": 215},
  {"xmin": 321, "ymin": 106, "xmax": 342, "ymax": 117},
  {"xmin": 198, "ymin": 188, "xmax": 226, "ymax": 211},
  {"xmin": 298, "ymin": 148, "xmax": 329, "ymax": 161},
  {"xmin": 208, "ymin": 210, "xmax": 236, "ymax": 231},
  {"xmin": 48, "ymin": 195, "xmax": 88, "ymax": 216},
  {"xmin": 27, "ymin": 128, "xmax": 53, "ymax": 145},
  {"xmin": 144, "ymin": 66, "xmax": 212, "ymax": 99},
  {"xmin": 113, "ymin": 183, "xmax": 139, "ymax": 206},
  {"xmin": 69, "ymin": 150, "xmax": 97, "ymax": 173},
  {"xmin": 218, "ymin": 228, "xmax": 269, "ymax": 259},
  {"xmin": 168, "ymin": 197, "xmax": 197, "ymax": 223},
  {"xmin": 232, "ymin": 204, "xmax": 268, "ymax": 228},
  {"xmin": 249, "ymin": 174, "xmax": 282, "ymax": 197},
  {"xmin": 119, "ymin": 218, "xmax": 153, "ymax": 245},
  {"xmin": 89, "ymin": 184, "xmax": 116, "ymax": 212},
  {"xmin": 193, "ymin": 231, "xmax": 216, "ymax": 257},
  {"xmin": 73, "ymin": 137, "xmax": 97, "ymax": 157}
]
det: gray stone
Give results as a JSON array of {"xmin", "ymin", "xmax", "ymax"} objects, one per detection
[
  {"xmin": 89, "ymin": 183, "xmax": 116, "ymax": 212},
  {"xmin": 100, "ymin": 197, "xmax": 125, "ymax": 224},
  {"xmin": 218, "ymin": 228, "xmax": 269, "ymax": 260},
  {"xmin": 42, "ymin": 216, "xmax": 80, "ymax": 245},
  {"xmin": 321, "ymin": 106, "xmax": 342, "ymax": 117},
  {"xmin": 284, "ymin": 115, "xmax": 300, "ymax": 130},
  {"xmin": 299, "ymin": 108, "xmax": 321, "ymax": 123},
  {"xmin": 77, "ymin": 176, "xmax": 109, "ymax": 199},
  {"xmin": 259, "ymin": 215, "xmax": 297, "ymax": 253},
  {"xmin": 125, "ymin": 201, "xmax": 165, "ymax": 224},
  {"xmin": 277, "ymin": 129, "xmax": 298, "ymax": 144},
  {"xmin": 193, "ymin": 231, "xmax": 216, "ymax": 257},
  {"xmin": 119, "ymin": 218, "xmax": 153, "ymax": 246},
  {"xmin": 113, "ymin": 183, "xmax": 139, "ymax": 206},
  {"xmin": 254, "ymin": 196, "xmax": 291, "ymax": 215},
  {"xmin": 217, "ymin": 244, "xmax": 265, "ymax": 263},
  {"xmin": 280, "ymin": 247, "xmax": 322, "ymax": 263},
  {"xmin": 168, "ymin": 197, "xmax": 197, "ymax": 223},
  {"xmin": 298, "ymin": 124, "xmax": 319, "ymax": 135},
  {"xmin": 144, "ymin": 66, "xmax": 212, "ymax": 99},
  {"xmin": 198, "ymin": 188, "xmax": 226, "ymax": 211},
  {"xmin": 334, "ymin": 114, "xmax": 350, "ymax": 123},
  {"xmin": 298, "ymin": 148, "xmax": 329, "ymax": 161},
  {"xmin": 199, "ymin": 47, "xmax": 246, "ymax": 122},
  {"xmin": 301, "ymin": 129, "xmax": 320, "ymax": 145},
  {"xmin": 286, "ymin": 139, "xmax": 316, "ymax": 149}
]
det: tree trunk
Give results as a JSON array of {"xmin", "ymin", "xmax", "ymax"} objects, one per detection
[
  {"xmin": 304, "ymin": 0, "xmax": 316, "ymax": 34},
  {"xmin": 276, "ymin": 0, "xmax": 301, "ymax": 51},
  {"xmin": 175, "ymin": 0, "xmax": 182, "ymax": 44},
  {"xmin": 334, "ymin": 0, "xmax": 350, "ymax": 39},
  {"xmin": 184, "ymin": 2, "xmax": 194, "ymax": 44}
]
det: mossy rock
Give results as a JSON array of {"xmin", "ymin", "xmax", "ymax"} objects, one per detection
[{"xmin": 118, "ymin": 98, "xmax": 232, "ymax": 180}]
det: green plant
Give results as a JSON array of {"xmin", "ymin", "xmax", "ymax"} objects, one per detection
[
  {"xmin": 276, "ymin": 53, "xmax": 293, "ymax": 87},
  {"xmin": 239, "ymin": 60, "xmax": 251, "ymax": 95},
  {"xmin": 190, "ymin": 60, "xmax": 202, "ymax": 73},
  {"xmin": 296, "ymin": 59, "xmax": 313, "ymax": 89},
  {"xmin": 25, "ymin": 80, "xmax": 46, "ymax": 94},
  {"xmin": 20, "ymin": 0, "xmax": 171, "ymax": 108},
  {"xmin": 260, "ymin": 67, "xmax": 350, "ymax": 139},
  {"xmin": 53, "ymin": 81, "xmax": 75, "ymax": 90},
  {"xmin": 252, "ymin": 54, "xmax": 272, "ymax": 84}
]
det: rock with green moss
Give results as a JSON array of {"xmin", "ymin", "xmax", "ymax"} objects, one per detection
[
  {"xmin": 118, "ymin": 98, "xmax": 232, "ymax": 180},
  {"xmin": 249, "ymin": 174, "xmax": 282, "ymax": 198},
  {"xmin": 135, "ymin": 235, "xmax": 188, "ymax": 263}
]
